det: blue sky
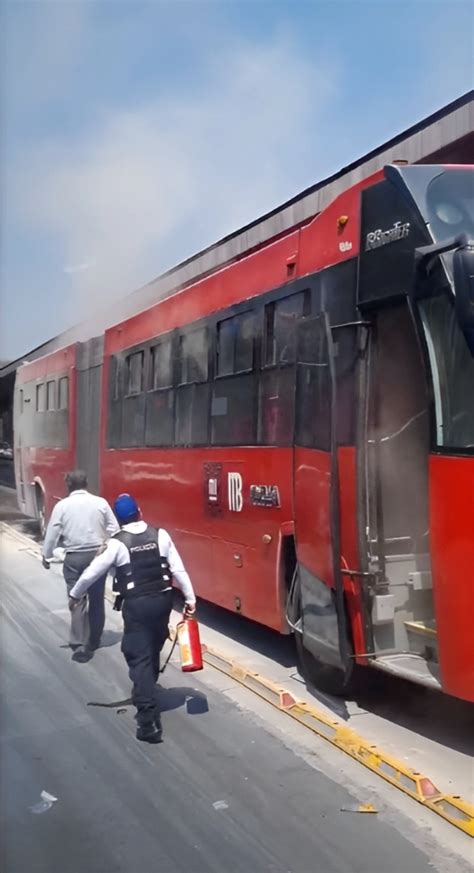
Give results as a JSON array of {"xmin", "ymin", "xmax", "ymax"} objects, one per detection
[{"xmin": 1, "ymin": 0, "xmax": 472, "ymax": 361}]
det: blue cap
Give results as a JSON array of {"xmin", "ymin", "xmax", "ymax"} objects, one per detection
[{"xmin": 114, "ymin": 493, "xmax": 139, "ymax": 524}]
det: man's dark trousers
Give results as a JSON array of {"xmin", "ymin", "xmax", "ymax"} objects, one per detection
[{"xmin": 121, "ymin": 590, "xmax": 173, "ymax": 727}]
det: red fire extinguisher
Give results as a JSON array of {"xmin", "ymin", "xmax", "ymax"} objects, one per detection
[{"xmin": 176, "ymin": 616, "xmax": 203, "ymax": 672}]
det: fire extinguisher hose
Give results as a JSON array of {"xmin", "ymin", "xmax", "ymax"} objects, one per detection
[{"xmin": 159, "ymin": 629, "xmax": 179, "ymax": 675}]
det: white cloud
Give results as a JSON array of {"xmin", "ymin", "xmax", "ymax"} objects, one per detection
[{"xmin": 9, "ymin": 34, "xmax": 338, "ymax": 325}]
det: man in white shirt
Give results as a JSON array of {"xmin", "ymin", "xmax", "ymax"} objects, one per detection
[
  {"xmin": 69, "ymin": 492, "xmax": 196, "ymax": 744},
  {"xmin": 42, "ymin": 470, "xmax": 119, "ymax": 661}
]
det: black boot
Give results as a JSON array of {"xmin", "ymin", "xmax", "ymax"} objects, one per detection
[
  {"xmin": 154, "ymin": 710, "xmax": 163, "ymax": 734},
  {"xmin": 136, "ymin": 721, "xmax": 163, "ymax": 744},
  {"xmin": 72, "ymin": 646, "xmax": 94, "ymax": 663}
]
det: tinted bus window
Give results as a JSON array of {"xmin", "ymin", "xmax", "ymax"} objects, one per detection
[
  {"xmin": 217, "ymin": 311, "xmax": 255, "ymax": 376},
  {"xmin": 216, "ymin": 318, "xmax": 234, "ymax": 376},
  {"xmin": 295, "ymin": 319, "xmax": 331, "ymax": 452},
  {"xmin": 145, "ymin": 389, "xmax": 174, "ymax": 446},
  {"xmin": 179, "ymin": 328, "xmax": 208, "ymax": 384},
  {"xmin": 175, "ymin": 383, "xmax": 209, "ymax": 445},
  {"xmin": 420, "ymin": 293, "xmax": 474, "ymax": 450},
  {"xmin": 211, "ymin": 374, "xmax": 256, "ymax": 445},
  {"xmin": 36, "ymin": 383, "xmax": 45, "ymax": 412},
  {"xmin": 107, "ymin": 357, "xmax": 122, "ymax": 448},
  {"xmin": 58, "ymin": 377, "xmax": 69, "ymax": 410},
  {"xmin": 126, "ymin": 351, "xmax": 144, "ymax": 395},
  {"xmin": 46, "ymin": 380, "xmax": 56, "ymax": 411},
  {"xmin": 150, "ymin": 338, "xmax": 173, "ymax": 390},
  {"xmin": 264, "ymin": 291, "xmax": 310, "ymax": 366}
]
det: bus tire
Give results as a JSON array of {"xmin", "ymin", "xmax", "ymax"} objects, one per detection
[{"xmin": 295, "ymin": 629, "xmax": 358, "ymax": 698}]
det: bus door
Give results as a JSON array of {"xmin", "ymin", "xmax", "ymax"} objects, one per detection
[
  {"xmin": 76, "ymin": 338, "xmax": 104, "ymax": 492},
  {"xmin": 13, "ymin": 379, "xmax": 28, "ymax": 514},
  {"xmin": 293, "ymin": 313, "xmax": 351, "ymax": 672},
  {"xmin": 359, "ymin": 299, "xmax": 438, "ymax": 685}
]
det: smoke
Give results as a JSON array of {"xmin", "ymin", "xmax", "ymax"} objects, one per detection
[{"xmin": 6, "ymin": 29, "xmax": 337, "ymax": 343}]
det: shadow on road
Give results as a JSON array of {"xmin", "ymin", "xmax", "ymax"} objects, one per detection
[
  {"xmin": 99, "ymin": 629, "xmax": 123, "ymax": 648},
  {"xmin": 86, "ymin": 686, "xmax": 209, "ymax": 716},
  {"xmin": 158, "ymin": 685, "xmax": 209, "ymax": 715},
  {"xmin": 352, "ymin": 672, "xmax": 474, "ymax": 757}
]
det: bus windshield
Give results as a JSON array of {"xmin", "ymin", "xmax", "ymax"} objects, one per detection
[
  {"xmin": 420, "ymin": 291, "xmax": 474, "ymax": 451},
  {"xmin": 424, "ymin": 169, "xmax": 474, "ymax": 243}
]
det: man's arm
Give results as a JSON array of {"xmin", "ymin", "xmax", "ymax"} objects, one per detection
[
  {"xmin": 42, "ymin": 502, "xmax": 63, "ymax": 560},
  {"xmin": 102, "ymin": 500, "xmax": 120, "ymax": 537},
  {"xmin": 69, "ymin": 539, "xmax": 128, "ymax": 600},
  {"xmin": 158, "ymin": 530, "xmax": 196, "ymax": 609}
]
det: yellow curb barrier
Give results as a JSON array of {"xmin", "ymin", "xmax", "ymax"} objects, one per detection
[{"xmin": 203, "ymin": 646, "xmax": 474, "ymax": 837}]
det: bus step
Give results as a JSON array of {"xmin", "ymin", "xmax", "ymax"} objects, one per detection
[{"xmin": 373, "ymin": 653, "xmax": 441, "ymax": 689}]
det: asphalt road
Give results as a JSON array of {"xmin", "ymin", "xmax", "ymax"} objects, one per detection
[{"xmin": 0, "ymin": 533, "xmax": 440, "ymax": 873}]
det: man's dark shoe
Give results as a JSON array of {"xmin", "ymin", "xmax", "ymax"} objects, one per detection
[
  {"xmin": 72, "ymin": 646, "xmax": 94, "ymax": 663},
  {"xmin": 154, "ymin": 711, "xmax": 163, "ymax": 733},
  {"xmin": 136, "ymin": 723, "xmax": 163, "ymax": 744}
]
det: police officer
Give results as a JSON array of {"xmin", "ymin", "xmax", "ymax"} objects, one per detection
[{"xmin": 69, "ymin": 493, "xmax": 196, "ymax": 744}]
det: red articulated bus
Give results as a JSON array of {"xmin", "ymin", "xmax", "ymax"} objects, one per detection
[
  {"xmin": 14, "ymin": 345, "xmax": 76, "ymax": 534},
  {"xmin": 14, "ymin": 164, "xmax": 474, "ymax": 702}
]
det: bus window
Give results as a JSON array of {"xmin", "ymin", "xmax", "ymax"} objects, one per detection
[
  {"xmin": 179, "ymin": 328, "xmax": 208, "ymax": 384},
  {"xmin": 295, "ymin": 318, "xmax": 331, "ymax": 451},
  {"xmin": 217, "ymin": 311, "xmax": 255, "ymax": 376},
  {"xmin": 58, "ymin": 376, "xmax": 69, "ymax": 410},
  {"xmin": 146, "ymin": 389, "xmax": 174, "ymax": 447},
  {"xmin": 264, "ymin": 291, "xmax": 310, "ymax": 366},
  {"xmin": 126, "ymin": 351, "xmax": 144, "ymax": 395},
  {"xmin": 36, "ymin": 383, "xmax": 45, "ymax": 412},
  {"xmin": 216, "ymin": 318, "xmax": 234, "ymax": 376},
  {"xmin": 107, "ymin": 357, "xmax": 122, "ymax": 448},
  {"xmin": 150, "ymin": 338, "xmax": 173, "ymax": 390},
  {"xmin": 420, "ymin": 294, "xmax": 474, "ymax": 449},
  {"xmin": 46, "ymin": 380, "xmax": 56, "ymax": 411},
  {"xmin": 175, "ymin": 383, "xmax": 209, "ymax": 445},
  {"xmin": 211, "ymin": 374, "xmax": 256, "ymax": 446},
  {"xmin": 111, "ymin": 356, "xmax": 121, "ymax": 401}
]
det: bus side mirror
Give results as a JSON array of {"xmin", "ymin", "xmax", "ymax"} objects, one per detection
[{"xmin": 453, "ymin": 241, "xmax": 474, "ymax": 356}]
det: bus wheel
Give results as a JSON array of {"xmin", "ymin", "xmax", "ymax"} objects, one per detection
[
  {"xmin": 295, "ymin": 632, "xmax": 357, "ymax": 697},
  {"xmin": 35, "ymin": 487, "xmax": 46, "ymax": 539}
]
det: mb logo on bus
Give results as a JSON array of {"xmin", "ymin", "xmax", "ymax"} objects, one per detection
[{"xmin": 228, "ymin": 472, "xmax": 243, "ymax": 512}]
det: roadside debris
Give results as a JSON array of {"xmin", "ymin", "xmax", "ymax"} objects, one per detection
[
  {"xmin": 29, "ymin": 790, "xmax": 58, "ymax": 815},
  {"xmin": 340, "ymin": 803, "xmax": 378, "ymax": 814},
  {"xmin": 212, "ymin": 800, "xmax": 229, "ymax": 811}
]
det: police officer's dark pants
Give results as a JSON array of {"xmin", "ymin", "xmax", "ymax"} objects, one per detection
[
  {"xmin": 121, "ymin": 590, "xmax": 173, "ymax": 727},
  {"xmin": 63, "ymin": 550, "xmax": 107, "ymax": 649}
]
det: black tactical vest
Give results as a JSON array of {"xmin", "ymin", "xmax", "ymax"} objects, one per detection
[{"xmin": 113, "ymin": 525, "xmax": 172, "ymax": 599}]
